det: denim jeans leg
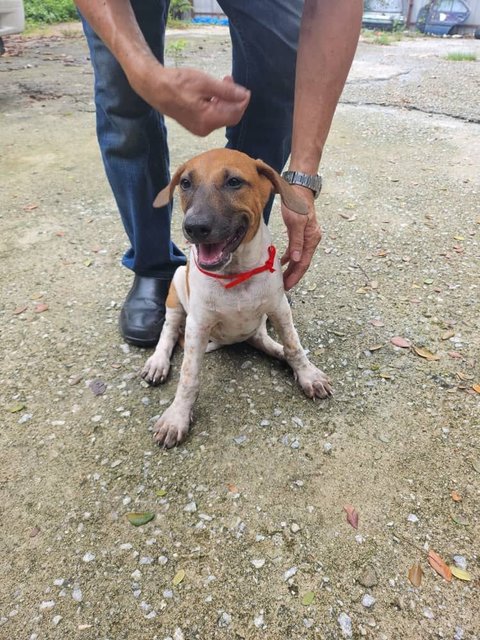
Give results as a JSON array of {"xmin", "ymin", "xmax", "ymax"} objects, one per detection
[
  {"xmin": 81, "ymin": 1, "xmax": 186, "ymax": 278},
  {"xmin": 218, "ymin": 0, "xmax": 303, "ymax": 222}
]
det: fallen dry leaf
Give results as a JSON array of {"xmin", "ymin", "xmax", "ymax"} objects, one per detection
[
  {"xmin": 472, "ymin": 384, "xmax": 480, "ymax": 394},
  {"xmin": 368, "ymin": 344, "xmax": 384, "ymax": 352},
  {"xmin": 13, "ymin": 305, "xmax": 28, "ymax": 315},
  {"xmin": 343, "ymin": 504, "xmax": 359, "ymax": 529},
  {"xmin": 451, "ymin": 490, "xmax": 462, "ymax": 502},
  {"xmin": 172, "ymin": 569, "xmax": 185, "ymax": 586},
  {"xmin": 33, "ymin": 303, "xmax": 49, "ymax": 313},
  {"xmin": 441, "ymin": 330, "xmax": 455, "ymax": 340},
  {"xmin": 447, "ymin": 351, "xmax": 463, "ymax": 360},
  {"xmin": 408, "ymin": 563, "xmax": 423, "ymax": 587},
  {"xmin": 427, "ymin": 550, "xmax": 452, "ymax": 581},
  {"xmin": 370, "ymin": 319, "xmax": 385, "ymax": 327},
  {"xmin": 23, "ymin": 203, "xmax": 38, "ymax": 211},
  {"xmin": 227, "ymin": 483, "xmax": 239, "ymax": 493},
  {"xmin": 450, "ymin": 566, "xmax": 472, "ymax": 582},
  {"xmin": 412, "ymin": 345, "xmax": 441, "ymax": 361},
  {"xmin": 391, "ymin": 336, "xmax": 411, "ymax": 348}
]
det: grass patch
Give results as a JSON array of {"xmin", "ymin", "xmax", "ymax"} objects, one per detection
[
  {"xmin": 361, "ymin": 29, "xmax": 404, "ymax": 45},
  {"xmin": 445, "ymin": 52, "xmax": 477, "ymax": 61},
  {"xmin": 25, "ymin": 0, "xmax": 78, "ymax": 25}
]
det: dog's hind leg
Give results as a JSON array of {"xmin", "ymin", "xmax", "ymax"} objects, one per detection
[
  {"xmin": 247, "ymin": 316, "xmax": 284, "ymax": 361},
  {"xmin": 141, "ymin": 277, "xmax": 186, "ymax": 385}
]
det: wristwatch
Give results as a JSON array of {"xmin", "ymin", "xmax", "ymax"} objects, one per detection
[{"xmin": 282, "ymin": 170, "xmax": 322, "ymax": 199}]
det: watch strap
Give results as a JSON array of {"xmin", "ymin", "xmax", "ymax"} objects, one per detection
[{"xmin": 282, "ymin": 170, "xmax": 322, "ymax": 199}]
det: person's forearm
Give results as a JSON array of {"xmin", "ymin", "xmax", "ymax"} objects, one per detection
[
  {"xmin": 289, "ymin": 0, "xmax": 362, "ymax": 174},
  {"xmin": 75, "ymin": 0, "xmax": 161, "ymax": 84}
]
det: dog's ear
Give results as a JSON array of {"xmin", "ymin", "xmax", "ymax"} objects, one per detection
[
  {"xmin": 153, "ymin": 163, "xmax": 187, "ymax": 208},
  {"xmin": 255, "ymin": 159, "xmax": 309, "ymax": 215}
]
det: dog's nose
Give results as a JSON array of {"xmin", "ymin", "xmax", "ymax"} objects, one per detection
[{"xmin": 183, "ymin": 219, "xmax": 213, "ymax": 242}]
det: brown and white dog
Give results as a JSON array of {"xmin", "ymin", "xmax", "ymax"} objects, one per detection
[{"xmin": 142, "ymin": 149, "xmax": 332, "ymax": 448}]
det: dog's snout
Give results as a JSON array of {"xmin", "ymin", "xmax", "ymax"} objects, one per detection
[{"xmin": 183, "ymin": 218, "xmax": 213, "ymax": 242}]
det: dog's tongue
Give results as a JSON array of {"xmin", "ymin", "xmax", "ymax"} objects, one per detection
[{"xmin": 198, "ymin": 242, "xmax": 225, "ymax": 266}]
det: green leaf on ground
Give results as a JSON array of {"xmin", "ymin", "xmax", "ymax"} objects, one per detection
[{"xmin": 126, "ymin": 512, "xmax": 155, "ymax": 527}]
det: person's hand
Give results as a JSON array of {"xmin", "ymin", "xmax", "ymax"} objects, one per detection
[
  {"xmin": 130, "ymin": 64, "xmax": 250, "ymax": 136},
  {"xmin": 280, "ymin": 186, "xmax": 322, "ymax": 290}
]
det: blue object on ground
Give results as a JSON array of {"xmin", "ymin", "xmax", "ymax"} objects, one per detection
[{"xmin": 192, "ymin": 16, "xmax": 229, "ymax": 26}]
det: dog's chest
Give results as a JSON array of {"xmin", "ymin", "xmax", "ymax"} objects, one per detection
[{"xmin": 203, "ymin": 281, "xmax": 277, "ymax": 344}]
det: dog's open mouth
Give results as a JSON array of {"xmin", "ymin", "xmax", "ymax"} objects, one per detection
[{"xmin": 196, "ymin": 224, "xmax": 248, "ymax": 271}]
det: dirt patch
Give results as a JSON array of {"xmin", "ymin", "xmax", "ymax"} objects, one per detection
[{"xmin": 1, "ymin": 27, "xmax": 479, "ymax": 640}]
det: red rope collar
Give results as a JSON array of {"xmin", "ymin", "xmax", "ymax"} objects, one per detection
[{"xmin": 193, "ymin": 245, "xmax": 276, "ymax": 289}]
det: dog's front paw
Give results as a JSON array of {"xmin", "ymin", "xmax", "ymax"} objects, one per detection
[
  {"xmin": 152, "ymin": 406, "xmax": 191, "ymax": 448},
  {"xmin": 141, "ymin": 353, "xmax": 171, "ymax": 386},
  {"xmin": 296, "ymin": 364, "xmax": 333, "ymax": 399}
]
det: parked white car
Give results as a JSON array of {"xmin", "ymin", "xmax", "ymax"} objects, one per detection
[{"xmin": 0, "ymin": 0, "xmax": 24, "ymax": 53}]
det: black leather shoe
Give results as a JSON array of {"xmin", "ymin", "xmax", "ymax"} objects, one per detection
[{"xmin": 119, "ymin": 275, "xmax": 171, "ymax": 348}]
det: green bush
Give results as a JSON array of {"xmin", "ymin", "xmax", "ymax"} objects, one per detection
[{"xmin": 25, "ymin": 0, "xmax": 78, "ymax": 24}]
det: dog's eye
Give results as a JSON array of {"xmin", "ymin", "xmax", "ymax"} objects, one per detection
[
  {"xmin": 180, "ymin": 178, "xmax": 191, "ymax": 190},
  {"xmin": 226, "ymin": 177, "xmax": 243, "ymax": 189}
]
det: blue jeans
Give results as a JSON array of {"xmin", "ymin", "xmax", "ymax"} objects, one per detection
[{"xmin": 82, "ymin": 0, "xmax": 302, "ymax": 278}]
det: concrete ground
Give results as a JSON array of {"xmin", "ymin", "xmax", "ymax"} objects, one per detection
[{"xmin": 0, "ymin": 26, "xmax": 479, "ymax": 640}]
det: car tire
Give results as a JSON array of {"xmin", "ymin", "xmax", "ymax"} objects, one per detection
[
  {"xmin": 0, "ymin": 37, "xmax": 5, "ymax": 56},
  {"xmin": 475, "ymin": 27, "xmax": 480, "ymax": 39}
]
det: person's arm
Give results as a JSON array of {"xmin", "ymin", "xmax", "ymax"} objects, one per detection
[
  {"xmin": 75, "ymin": 0, "xmax": 250, "ymax": 136},
  {"xmin": 281, "ymin": 0, "xmax": 362, "ymax": 290}
]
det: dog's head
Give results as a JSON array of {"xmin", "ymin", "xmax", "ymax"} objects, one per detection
[{"xmin": 154, "ymin": 149, "xmax": 308, "ymax": 271}]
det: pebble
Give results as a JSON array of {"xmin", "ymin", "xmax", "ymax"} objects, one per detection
[
  {"xmin": 158, "ymin": 556, "xmax": 169, "ymax": 565},
  {"xmin": 39, "ymin": 601, "xmax": 55, "ymax": 610},
  {"xmin": 358, "ymin": 567, "xmax": 378, "ymax": 588},
  {"xmin": 110, "ymin": 459, "xmax": 122, "ymax": 468},
  {"xmin": 184, "ymin": 501, "xmax": 197, "ymax": 513},
  {"xmin": 453, "ymin": 555, "xmax": 467, "ymax": 570},
  {"xmin": 292, "ymin": 416, "xmax": 304, "ymax": 427},
  {"xmin": 131, "ymin": 569, "xmax": 142, "ymax": 580},
  {"xmin": 362, "ymin": 594, "xmax": 376, "ymax": 608},
  {"xmin": 140, "ymin": 556, "xmax": 154, "ymax": 565},
  {"xmin": 173, "ymin": 628, "xmax": 185, "ymax": 640},
  {"xmin": 355, "ymin": 534, "xmax": 365, "ymax": 544},
  {"xmin": 145, "ymin": 611, "xmax": 156, "ymax": 619},
  {"xmin": 251, "ymin": 558, "xmax": 266, "ymax": 569},
  {"xmin": 284, "ymin": 567, "xmax": 298, "ymax": 580},
  {"xmin": 218, "ymin": 612, "xmax": 232, "ymax": 627},
  {"xmin": 291, "ymin": 523, "xmax": 301, "ymax": 533},
  {"xmin": 407, "ymin": 514, "xmax": 419, "ymax": 523},
  {"xmin": 338, "ymin": 612, "xmax": 353, "ymax": 638},
  {"xmin": 454, "ymin": 627, "xmax": 464, "ymax": 640},
  {"xmin": 120, "ymin": 543, "xmax": 133, "ymax": 550},
  {"xmin": 291, "ymin": 439, "xmax": 300, "ymax": 449},
  {"xmin": 233, "ymin": 435, "xmax": 247, "ymax": 445},
  {"xmin": 254, "ymin": 612, "xmax": 265, "ymax": 628},
  {"xmin": 163, "ymin": 589, "xmax": 173, "ymax": 599},
  {"xmin": 82, "ymin": 552, "xmax": 95, "ymax": 562},
  {"xmin": 52, "ymin": 615, "xmax": 62, "ymax": 626},
  {"xmin": 53, "ymin": 579, "xmax": 65, "ymax": 587},
  {"xmin": 18, "ymin": 413, "xmax": 33, "ymax": 424},
  {"xmin": 423, "ymin": 607, "xmax": 434, "ymax": 619},
  {"xmin": 323, "ymin": 442, "xmax": 333, "ymax": 454},
  {"xmin": 72, "ymin": 587, "xmax": 82, "ymax": 603},
  {"xmin": 260, "ymin": 419, "xmax": 270, "ymax": 427},
  {"xmin": 240, "ymin": 360, "xmax": 252, "ymax": 369}
]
